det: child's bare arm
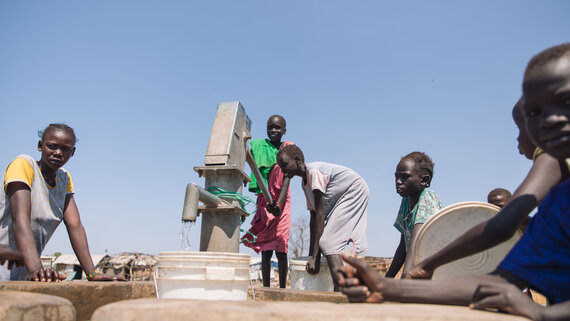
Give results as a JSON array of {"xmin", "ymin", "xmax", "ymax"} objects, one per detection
[
  {"xmin": 539, "ymin": 302, "xmax": 570, "ymax": 321},
  {"xmin": 339, "ymin": 254, "xmax": 513, "ymax": 306},
  {"xmin": 0, "ymin": 244, "xmax": 22, "ymax": 268},
  {"xmin": 471, "ymin": 283, "xmax": 570, "ymax": 321},
  {"xmin": 307, "ymin": 190, "xmax": 326, "ymax": 274},
  {"xmin": 7, "ymin": 182, "xmax": 45, "ymax": 279},
  {"xmin": 403, "ymin": 223, "xmax": 423, "ymax": 275},
  {"xmin": 511, "ymin": 153, "xmax": 568, "ymax": 202},
  {"xmin": 309, "ymin": 210, "xmax": 316, "ymax": 256},
  {"xmin": 276, "ymin": 176, "xmax": 290, "ymax": 207},
  {"xmin": 385, "ymin": 235, "xmax": 405, "ymax": 277},
  {"xmin": 407, "ymin": 152, "xmax": 564, "ymax": 279}
]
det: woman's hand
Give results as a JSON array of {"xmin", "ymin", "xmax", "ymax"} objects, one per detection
[{"xmin": 28, "ymin": 268, "xmax": 67, "ymax": 282}]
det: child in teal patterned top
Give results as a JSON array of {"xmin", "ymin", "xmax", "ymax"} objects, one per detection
[{"xmin": 385, "ymin": 151, "xmax": 443, "ymax": 278}]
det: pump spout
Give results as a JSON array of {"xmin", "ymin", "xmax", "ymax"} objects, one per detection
[{"xmin": 182, "ymin": 183, "xmax": 223, "ymax": 222}]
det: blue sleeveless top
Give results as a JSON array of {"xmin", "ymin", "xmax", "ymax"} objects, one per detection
[{"xmin": 499, "ymin": 179, "xmax": 570, "ymax": 304}]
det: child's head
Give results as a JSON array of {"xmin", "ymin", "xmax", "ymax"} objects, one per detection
[
  {"xmin": 276, "ymin": 144, "xmax": 305, "ymax": 178},
  {"xmin": 395, "ymin": 151, "xmax": 434, "ymax": 198},
  {"xmin": 37, "ymin": 123, "xmax": 77, "ymax": 170},
  {"xmin": 512, "ymin": 97, "xmax": 537, "ymax": 160},
  {"xmin": 522, "ymin": 43, "xmax": 570, "ymax": 161},
  {"xmin": 266, "ymin": 115, "xmax": 286, "ymax": 145},
  {"xmin": 487, "ymin": 188, "xmax": 511, "ymax": 208}
]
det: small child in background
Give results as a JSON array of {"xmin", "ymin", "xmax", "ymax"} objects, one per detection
[
  {"xmin": 276, "ymin": 144, "xmax": 368, "ymax": 291},
  {"xmin": 487, "ymin": 188, "xmax": 511, "ymax": 208},
  {"xmin": 511, "ymin": 98, "xmax": 552, "ymax": 235},
  {"xmin": 241, "ymin": 115, "xmax": 293, "ymax": 288},
  {"xmin": 512, "ymin": 97, "xmax": 537, "ymax": 161},
  {"xmin": 385, "ymin": 152, "xmax": 443, "ymax": 278}
]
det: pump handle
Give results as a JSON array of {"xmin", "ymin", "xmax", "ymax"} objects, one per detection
[{"xmin": 244, "ymin": 138, "xmax": 274, "ymax": 205}]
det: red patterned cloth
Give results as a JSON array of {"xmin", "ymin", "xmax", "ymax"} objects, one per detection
[{"xmin": 241, "ymin": 141, "xmax": 294, "ymax": 253}]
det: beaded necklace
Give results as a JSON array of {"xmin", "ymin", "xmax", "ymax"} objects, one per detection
[{"xmin": 37, "ymin": 161, "xmax": 56, "ymax": 188}]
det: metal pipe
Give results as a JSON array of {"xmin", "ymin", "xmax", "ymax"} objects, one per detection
[
  {"xmin": 182, "ymin": 183, "xmax": 223, "ymax": 222},
  {"xmin": 245, "ymin": 145, "xmax": 274, "ymax": 205}
]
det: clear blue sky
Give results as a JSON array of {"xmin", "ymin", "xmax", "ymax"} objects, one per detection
[{"xmin": 1, "ymin": 1, "xmax": 568, "ymax": 258}]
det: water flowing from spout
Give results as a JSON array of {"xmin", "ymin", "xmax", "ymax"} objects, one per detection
[{"xmin": 180, "ymin": 220, "xmax": 195, "ymax": 251}]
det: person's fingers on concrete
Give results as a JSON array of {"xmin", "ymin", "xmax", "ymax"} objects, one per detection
[
  {"xmin": 38, "ymin": 269, "xmax": 46, "ymax": 282},
  {"xmin": 341, "ymin": 277, "xmax": 361, "ymax": 287},
  {"xmin": 45, "ymin": 269, "xmax": 54, "ymax": 282},
  {"xmin": 471, "ymin": 284, "xmax": 496, "ymax": 303},
  {"xmin": 470, "ymin": 284, "xmax": 505, "ymax": 310},
  {"xmin": 470, "ymin": 294, "xmax": 502, "ymax": 311},
  {"xmin": 364, "ymin": 292, "xmax": 384, "ymax": 303},
  {"xmin": 342, "ymin": 285, "xmax": 370, "ymax": 297}
]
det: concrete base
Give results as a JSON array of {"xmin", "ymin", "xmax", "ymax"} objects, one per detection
[
  {"xmin": 0, "ymin": 281, "xmax": 155, "ymax": 321},
  {"xmin": 1, "ymin": 282, "xmax": 527, "ymax": 321},
  {"xmin": 0, "ymin": 290, "xmax": 75, "ymax": 321},
  {"xmin": 92, "ymin": 299, "xmax": 528, "ymax": 321},
  {"xmin": 250, "ymin": 286, "xmax": 347, "ymax": 303}
]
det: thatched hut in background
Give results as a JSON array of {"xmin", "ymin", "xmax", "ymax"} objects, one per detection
[
  {"xmin": 361, "ymin": 256, "xmax": 396, "ymax": 277},
  {"xmin": 97, "ymin": 253, "xmax": 158, "ymax": 281},
  {"xmin": 50, "ymin": 254, "xmax": 109, "ymax": 280}
]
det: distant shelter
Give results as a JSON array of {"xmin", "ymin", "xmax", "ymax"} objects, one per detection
[
  {"xmin": 49, "ymin": 254, "xmax": 109, "ymax": 280},
  {"xmin": 97, "ymin": 253, "xmax": 158, "ymax": 281}
]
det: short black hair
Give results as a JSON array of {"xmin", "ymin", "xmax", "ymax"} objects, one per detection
[
  {"xmin": 268, "ymin": 114, "xmax": 286, "ymax": 128},
  {"xmin": 277, "ymin": 144, "xmax": 304, "ymax": 163},
  {"xmin": 487, "ymin": 188, "xmax": 512, "ymax": 201},
  {"xmin": 38, "ymin": 123, "xmax": 77, "ymax": 144},
  {"xmin": 401, "ymin": 151, "xmax": 434, "ymax": 179},
  {"xmin": 524, "ymin": 43, "xmax": 570, "ymax": 78}
]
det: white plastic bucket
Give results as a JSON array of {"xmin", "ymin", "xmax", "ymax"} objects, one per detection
[
  {"xmin": 156, "ymin": 251, "xmax": 250, "ymax": 301},
  {"xmin": 289, "ymin": 256, "xmax": 333, "ymax": 292}
]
